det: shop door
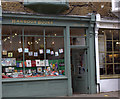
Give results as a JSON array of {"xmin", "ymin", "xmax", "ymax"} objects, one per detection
[{"xmin": 71, "ymin": 49, "xmax": 88, "ymax": 94}]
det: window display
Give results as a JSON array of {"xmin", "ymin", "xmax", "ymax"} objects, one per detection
[
  {"xmin": 98, "ymin": 29, "xmax": 120, "ymax": 76},
  {"xmin": 2, "ymin": 26, "xmax": 65, "ymax": 79}
]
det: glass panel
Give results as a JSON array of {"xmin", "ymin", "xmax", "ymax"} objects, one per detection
[
  {"xmin": 106, "ymin": 31, "xmax": 112, "ymax": 40},
  {"xmin": 24, "ymin": 36, "xmax": 45, "ymax": 77},
  {"xmin": 100, "ymin": 64, "xmax": 105, "ymax": 75},
  {"xmin": 24, "ymin": 26, "xmax": 44, "ymax": 36},
  {"xmin": 2, "ymin": 25, "xmax": 22, "ymax": 35},
  {"xmin": 106, "ymin": 41, "xmax": 112, "ymax": 51},
  {"xmin": 45, "ymin": 27, "xmax": 64, "ymax": 36},
  {"xmin": 106, "ymin": 53, "xmax": 113, "ymax": 63},
  {"xmin": 70, "ymin": 37, "xmax": 85, "ymax": 45},
  {"xmin": 114, "ymin": 41, "xmax": 120, "ymax": 52},
  {"xmin": 46, "ymin": 37, "xmax": 65, "ymax": 76},
  {"xmin": 98, "ymin": 35, "xmax": 105, "ymax": 52},
  {"xmin": 114, "ymin": 53, "xmax": 120, "ymax": 63},
  {"xmin": 113, "ymin": 30, "xmax": 119, "ymax": 40},
  {"xmin": 107, "ymin": 64, "xmax": 113, "ymax": 75},
  {"xmin": 99, "ymin": 53, "xmax": 105, "ymax": 64},
  {"xmin": 115, "ymin": 64, "xmax": 120, "ymax": 74},
  {"xmin": 2, "ymin": 36, "xmax": 23, "ymax": 79}
]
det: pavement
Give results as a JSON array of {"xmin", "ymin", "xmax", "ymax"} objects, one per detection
[{"xmin": 70, "ymin": 91, "xmax": 120, "ymax": 98}]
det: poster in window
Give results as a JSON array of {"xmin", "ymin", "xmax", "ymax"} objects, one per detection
[
  {"xmin": 26, "ymin": 60, "xmax": 31, "ymax": 67},
  {"xmin": 1, "ymin": 58, "xmax": 16, "ymax": 66},
  {"xmin": 36, "ymin": 60, "xmax": 41, "ymax": 66}
]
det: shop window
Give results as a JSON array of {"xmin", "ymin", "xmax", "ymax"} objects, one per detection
[
  {"xmin": 2, "ymin": 26, "xmax": 65, "ymax": 79},
  {"xmin": 98, "ymin": 29, "xmax": 120, "ymax": 77},
  {"xmin": 70, "ymin": 28, "xmax": 86, "ymax": 45}
]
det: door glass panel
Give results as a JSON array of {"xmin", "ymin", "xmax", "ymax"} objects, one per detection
[{"xmin": 70, "ymin": 28, "xmax": 86, "ymax": 45}]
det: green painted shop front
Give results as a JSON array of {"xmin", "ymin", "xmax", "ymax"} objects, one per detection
[{"xmin": 1, "ymin": 13, "xmax": 97, "ymax": 97}]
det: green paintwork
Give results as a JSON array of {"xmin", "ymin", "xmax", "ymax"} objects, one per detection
[
  {"xmin": 1, "ymin": 13, "xmax": 97, "ymax": 97},
  {"xmin": 24, "ymin": 2, "xmax": 69, "ymax": 14},
  {"xmin": 2, "ymin": 78, "xmax": 68, "ymax": 97}
]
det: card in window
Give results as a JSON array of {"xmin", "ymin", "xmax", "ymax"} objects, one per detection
[
  {"xmin": 8, "ymin": 52, "xmax": 13, "ymax": 57},
  {"xmin": 28, "ymin": 52, "xmax": 33, "ymax": 56},
  {"xmin": 2, "ymin": 50, "xmax": 7, "ymax": 55},
  {"xmin": 36, "ymin": 60, "xmax": 41, "ymax": 66},
  {"xmin": 46, "ymin": 49, "xmax": 50, "ymax": 54},
  {"xmin": 44, "ymin": 60, "xmax": 49, "ymax": 66},
  {"xmin": 24, "ymin": 48, "xmax": 29, "ymax": 53},
  {"xmin": 26, "ymin": 60, "xmax": 32, "ymax": 67},
  {"xmin": 51, "ymin": 51, "xmax": 54, "ymax": 55},
  {"xmin": 18, "ymin": 48, "xmax": 22, "ymax": 53},
  {"xmin": 37, "ymin": 67, "xmax": 42, "ymax": 73},
  {"xmin": 55, "ymin": 52, "xmax": 59, "ymax": 56},
  {"xmin": 39, "ymin": 49, "xmax": 43, "ymax": 54},
  {"xmin": 59, "ymin": 49, "xmax": 64, "ymax": 53},
  {"xmin": 34, "ymin": 52, "xmax": 38, "ymax": 57},
  {"xmin": 40, "ymin": 60, "xmax": 45, "ymax": 66}
]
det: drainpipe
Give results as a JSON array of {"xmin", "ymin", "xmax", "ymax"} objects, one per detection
[
  {"xmin": 0, "ymin": 0, "xmax": 2, "ymax": 98},
  {"xmin": 95, "ymin": 14, "xmax": 101, "ymax": 93}
]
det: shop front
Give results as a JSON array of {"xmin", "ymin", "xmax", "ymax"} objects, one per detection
[{"xmin": 1, "ymin": 13, "xmax": 97, "ymax": 97}]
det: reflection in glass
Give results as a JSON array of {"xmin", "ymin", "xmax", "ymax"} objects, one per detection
[
  {"xmin": 114, "ymin": 53, "xmax": 120, "ymax": 63},
  {"xmin": 106, "ymin": 53, "xmax": 113, "ymax": 63},
  {"xmin": 106, "ymin": 41, "xmax": 112, "ymax": 51},
  {"xmin": 107, "ymin": 64, "xmax": 113, "ymax": 74},
  {"xmin": 115, "ymin": 64, "xmax": 120, "ymax": 74}
]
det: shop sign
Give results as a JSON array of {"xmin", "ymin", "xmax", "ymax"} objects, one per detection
[{"xmin": 12, "ymin": 19, "xmax": 53, "ymax": 25}]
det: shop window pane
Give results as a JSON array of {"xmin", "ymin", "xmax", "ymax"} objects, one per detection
[
  {"xmin": 24, "ymin": 36, "xmax": 45, "ymax": 77},
  {"xmin": 46, "ymin": 37, "xmax": 65, "ymax": 76},
  {"xmin": 115, "ymin": 64, "xmax": 120, "ymax": 74},
  {"xmin": 107, "ymin": 64, "xmax": 113, "ymax": 75},
  {"xmin": 45, "ymin": 27, "xmax": 64, "ymax": 36},
  {"xmin": 106, "ymin": 53, "xmax": 113, "ymax": 63},
  {"xmin": 2, "ymin": 25, "xmax": 22, "ymax": 35},
  {"xmin": 99, "ymin": 53, "xmax": 105, "ymax": 64},
  {"xmin": 114, "ymin": 53, "xmax": 120, "ymax": 63},
  {"xmin": 100, "ymin": 64, "xmax": 105, "ymax": 75},
  {"xmin": 98, "ymin": 35, "xmax": 105, "ymax": 52},
  {"xmin": 106, "ymin": 31, "xmax": 112, "ymax": 40},
  {"xmin": 106, "ymin": 41, "xmax": 112, "ymax": 51},
  {"xmin": 114, "ymin": 41, "xmax": 120, "ymax": 51},
  {"xmin": 70, "ymin": 28, "xmax": 86, "ymax": 45},
  {"xmin": 24, "ymin": 26, "xmax": 44, "ymax": 36},
  {"xmin": 2, "ymin": 36, "xmax": 23, "ymax": 79},
  {"xmin": 113, "ymin": 31, "xmax": 119, "ymax": 40}
]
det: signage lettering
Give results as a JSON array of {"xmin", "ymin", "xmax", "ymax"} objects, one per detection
[{"xmin": 12, "ymin": 19, "xmax": 53, "ymax": 25}]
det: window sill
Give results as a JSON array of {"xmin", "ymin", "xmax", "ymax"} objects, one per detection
[
  {"xmin": 2, "ymin": 76, "xmax": 68, "ymax": 83},
  {"xmin": 100, "ymin": 74, "xmax": 120, "ymax": 79}
]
